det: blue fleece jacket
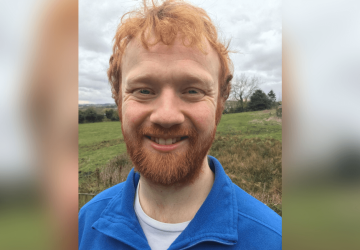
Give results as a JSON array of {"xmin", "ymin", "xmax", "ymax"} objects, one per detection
[{"xmin": 79, "ymin": 156, "xmax": 282, "ymax": 249}]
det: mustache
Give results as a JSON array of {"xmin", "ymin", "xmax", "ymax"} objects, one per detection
[{"xmin": 138, "ymin": 124, "xmax": 197, "ymax": 138}]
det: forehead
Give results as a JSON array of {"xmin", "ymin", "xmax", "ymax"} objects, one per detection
[{"xmin": 121, "ymin": 35, "xmax": 220, "ymax": 83}]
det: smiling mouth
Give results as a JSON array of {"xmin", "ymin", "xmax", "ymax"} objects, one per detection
[{"xmin": 145, "ymin": 136, "xmax": 188, "ymax": 145}]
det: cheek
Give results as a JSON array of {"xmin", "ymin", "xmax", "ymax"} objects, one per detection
[
  {"xmin": 122, "ymin": 102, "xmax": 149, "ymax": 128},
  {"xmin": 190, "ymin": 104, "xmax": 216, "ymax": 129}
]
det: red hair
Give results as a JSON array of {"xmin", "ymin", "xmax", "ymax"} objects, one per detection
[{"xmin": 108, "ymin": 0, "xmax": 233, "ymax": 124}]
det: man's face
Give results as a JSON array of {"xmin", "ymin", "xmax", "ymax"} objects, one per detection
[{"xmin": 120, "ymin": 35, "xmax": 220, "ymax": 186}]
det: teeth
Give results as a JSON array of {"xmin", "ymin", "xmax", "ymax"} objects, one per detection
[{"xmin": 148, "ymin": 137, "xmax": 187, "ymax": 145}]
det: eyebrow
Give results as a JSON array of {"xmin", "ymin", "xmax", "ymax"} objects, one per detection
[{"xmin": 126, "ymin": 71, "xmax": 213, "ymax": 87}]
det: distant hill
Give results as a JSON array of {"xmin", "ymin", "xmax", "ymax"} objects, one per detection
[{"xmin": 79, "ymin": 103, "xmax": 117, "ymax": 109}]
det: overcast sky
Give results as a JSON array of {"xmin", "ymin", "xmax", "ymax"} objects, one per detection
[{"xmin": 79, "ymin": 0, "xmax": 281, "ymax": 104}]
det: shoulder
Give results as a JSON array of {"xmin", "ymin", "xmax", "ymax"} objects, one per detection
[{"xmin": 232, "ymin": 183, "xmax": 282, "ymax": 246}]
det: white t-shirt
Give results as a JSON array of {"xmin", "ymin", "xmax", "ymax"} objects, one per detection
[{"xmin": 134, "ymin": 182, "xmax": 191, "ymax": 250}]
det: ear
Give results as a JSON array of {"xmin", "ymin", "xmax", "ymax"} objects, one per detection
[
  {"xmin": 215, "ymin": 97, "xmax": 224, "ymax": 126},
  {"xmin": 223, "ymin": 74, "xmax": 233, "ymax": 100},
  {"xmin": 215, "ymin": 74, "xmax": 233, "ymax": 125},
  {"xmin": 226, "ymin": 74, "xmax": 233, "ymax": 83}
]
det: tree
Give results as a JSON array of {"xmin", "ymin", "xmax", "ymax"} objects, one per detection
[
  {"xmin": 96, "ymin": 113, "xmax": 104, "ymax": 122},
  {"xmin": 230, "ymin": 74, "xmax": 261, "ymax": 111},
  {"xmin": 79, "ymin": 110, "xmax": 85, "ymax": 123},
  {"xmin": 247, "ymin": 89, "xmax": 272, "ymax": 111},
  {"xmin": 105, "ymin": 109, "xmax": 114, "ymax": 119},
  {"xmin": 111, "ymin": 112, "xmax": 119, "ymax": 121},
  {"xmin": 267, "ymin": 90, "xmax": 276, "ymax": 107},
  {"xmin": 84, "ymin": 108, "xmax": 98, "ymax": 123}
]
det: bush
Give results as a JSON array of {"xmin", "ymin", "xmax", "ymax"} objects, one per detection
[
  {"xmin": 247, "ymin": 90, "xmax": 272, "ymax": 111},
  {"xmin": 84, "ymin": 108, "xmax": 98, "ymax": 123},
  {"xmin": 78, "ymin": 153, "xmax": 133, "ymax": 209},
  {"xmin": 79, "ymin": 110, "xmax": 85, "ymax": 123},
  {"xmin": 96, "ymin": 113, "xmax": 104, "ymax": 122},
  {"xmin": 105, "ymin": 109, "xmax": 114, "ymax": 119},
  {"xmin": 99, "ymin": 153, "xmax": 133, "ymax": 189},
  {"xmin": 235, "ymin": 105, "xmax": 244, "ymax": 113},
  {"xmin": 111, "ymin": 112, "xmax": 119, "ymax": 121},
  {"xmin": 227, "ymin": 104, "xmax": 244, "ymax": 114},
  {"xmin": 80, "ymin": 108, "xmax": 105, "ymax": 123},
  {"xmin": 276, "ymin": 106, "xmax": 282, "ymax": 118}
]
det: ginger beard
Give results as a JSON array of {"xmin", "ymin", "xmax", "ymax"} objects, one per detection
[{"xmin": 122, "ymin": 122, "xmax": 217, "ymax": 186}]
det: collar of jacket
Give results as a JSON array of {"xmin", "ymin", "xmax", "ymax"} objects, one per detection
[{"xmin": 92, "ymin": 155, "xmax": 238, "ymax": 250}]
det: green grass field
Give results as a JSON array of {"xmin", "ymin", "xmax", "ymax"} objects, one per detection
[
  {"xmin": 79, "ymin": 122, "xmax": 126, "ymax": 173},
  {"xmin": 217, "ymin": 110, "xmax": 282, "ymax": 141}
]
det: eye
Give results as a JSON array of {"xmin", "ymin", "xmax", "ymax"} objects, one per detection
[
  {"xmin": 183, "ymin": 88, "xmax": 205, "ymax": 100},
  {"xmin": 188, "ymin": 89, "xmax": 198, "ymax": 94},
  {"xmin": 132, "ymin": 88, "xmax": 155, "ymax": 100},
  {"xmin": 139, "ymin": 89, "xmax": 151, "ymax": 95}
]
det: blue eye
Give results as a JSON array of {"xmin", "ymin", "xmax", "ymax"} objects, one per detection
[
  {"xmin": 184, "ymin": 88, "xmax": 205, "ymax": 100},
  {"xmin": 139, "ymin": 89, "xmax": 151, "ymax": 94}
]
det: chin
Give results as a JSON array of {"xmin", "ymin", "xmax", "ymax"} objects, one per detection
[{"xmin": 123, "ymin": 124, "xmax": 216, "ymax": 186}]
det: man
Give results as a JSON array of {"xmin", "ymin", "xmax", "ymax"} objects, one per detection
[{"xmin": 79, "ymin": 1, "xmax": 282, "ymax": 249}]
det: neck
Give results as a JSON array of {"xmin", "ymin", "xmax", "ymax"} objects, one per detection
[{"xmin": 138, "ymin": 157, "xmax": 214, "ymax": 223}]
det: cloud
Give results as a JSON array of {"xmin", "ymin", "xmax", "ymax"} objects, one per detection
[
  {"xmin": 79, "ymin": 0, "xmax": 282, "ymax": 103},
  {"xmin": 79, "ymin": 86, "xmax": 114, "ymax": 104}
]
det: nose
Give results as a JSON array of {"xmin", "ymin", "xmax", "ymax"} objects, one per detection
[{"xmin": 149, "ymin": 88, "xmax": 185, "ymax": 128}]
